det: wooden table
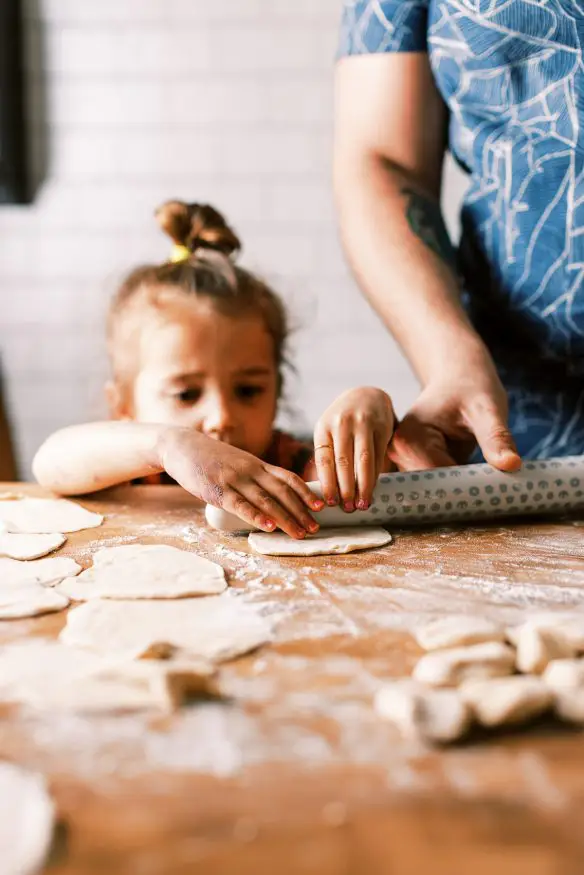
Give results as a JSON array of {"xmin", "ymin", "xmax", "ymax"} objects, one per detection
[{"xmin": 3, "ymin": 484, "xmax": 584, "ymax": 874}]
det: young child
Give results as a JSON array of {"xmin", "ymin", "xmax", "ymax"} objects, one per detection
[{"xmin": 33, "ymin": 201, "xmax": 395, "ymax": 539}]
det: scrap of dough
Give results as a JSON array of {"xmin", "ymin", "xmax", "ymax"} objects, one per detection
[
  {"xmin": 413, "ymin": 641, "xmax": 515, "ymax": 688},
  {"xmin": 0, "ymin": 497, "xmax": 102, "ymax": 534},
  {"xmin": 514, "ymin": 624, "xmax": 575, "ymax": 674},
  {"xmin": 414, "ymin": 615, "xmax": 504, "ymax": 651},
  {"xmin": 60, "ymin": 595, "xmax": 272, "ymax": 662},
  {"xmin": 543, "ymin": 659, "xmax": 584, "ymax": 691},
  {"xmin": 0, "ymin": 640, "xmax": 215, "ymax": 713},
  {"xmin": 0, "ymin": 556, "xmax": 80, "ymax": 587},
  {"xmin": 0, "ymin": 532, "xmax": 66, "ymax": 561},
  {"xmin": 55, "ymin": 544, "xmax": 226, "ymax": 600},
  {"xmin": 0, "ymin": 584, "xmax": 69, "ymax": 619},
  {"xmin": 507, "ymin": 613, "xmax": 584, "ymax": 651},
  {"xmin": 248, "ymin": 526, "xmax": 391, "ymax": 557},
  {"xmin": 375, "ymin": 679, "xmax": 470, "ymax": 743},
  {"xmin": 0, "ymin": 761, "xmax": 55, "ymax": 875},
  {"xmin": 460, "ymin": 676, "xmax": 552, "ymax": 727},
  {"xmin": 553, "ymin": 688, "xmax": 584, "ymax": 724}
]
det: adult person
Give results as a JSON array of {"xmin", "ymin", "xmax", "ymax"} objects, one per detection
[{"xmin": 335, "ymin": 0, "xmax": 584, "ymax": 471}]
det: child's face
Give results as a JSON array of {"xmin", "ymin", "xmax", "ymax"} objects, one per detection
[{"xmin": 124, "ymin": 297, "xmax": 279, "ymax": 459}]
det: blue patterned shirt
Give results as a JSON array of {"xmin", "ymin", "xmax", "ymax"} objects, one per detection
[{"xmin": 340, "ymin": 0, "xmax": 584, "ymax": 457}]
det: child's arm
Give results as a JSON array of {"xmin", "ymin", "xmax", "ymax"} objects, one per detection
[
  {"xmin": 33, "ymin": 422, "xmax": 163, "ymax": 494},
  {"xmin": 313, "ymin": 387, "xmax": 395, "ymax": 511},
  {"xmin": 33, "ymin": 422, "xmax": 323, "ymax": 539}
]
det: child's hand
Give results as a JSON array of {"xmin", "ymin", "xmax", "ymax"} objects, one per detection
[
  {"xmin": 313, "ymin": 388, "xmax": 395, "ymax": 511},
  {"xmin": 157, "ymin": 427, "xmax": 324, "ymax": 539}
]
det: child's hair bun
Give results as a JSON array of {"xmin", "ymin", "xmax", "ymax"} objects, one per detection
[{"xmin": 155, "ymin": 200, "xmax": 241, "ymax": 258}]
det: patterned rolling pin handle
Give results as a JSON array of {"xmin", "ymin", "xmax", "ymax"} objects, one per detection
[{"xmin": 205, "ymin": 455, "xmax": 584, "ymax": 533}]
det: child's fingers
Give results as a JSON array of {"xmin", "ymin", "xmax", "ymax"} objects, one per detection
[
  {"xmin": 354, "ymin": 428, "xmax": 376, "ymax": 509},
  {"xmin": 270, "ymin": 468, "xmax": 324, "ymax": 514},
  {"xmin": 258, "ymin": 473, "xmax": 320, "ymax": 534},
  {"xmin": 332, "ymin": 420, "xmax": 356, "ymax": 511},
  {"xmin": 238, "ymin": 481, "xmax": 308, "ymax": 539},
  {"xmin": 222, "ymin": 490, "xmax": 278, "ymax": 534},
  {"xmin": 313, "ymin": 432, "xmax": 340, "ymax": 506}
]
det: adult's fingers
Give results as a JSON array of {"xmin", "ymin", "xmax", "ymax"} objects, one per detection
[
  {"xmin": 464, "ymin": 395, "xmax": 521, "ymax": 472},
  {"xmin": 388, "ymin": 415, "xmax": 457, "ymax": 472}
]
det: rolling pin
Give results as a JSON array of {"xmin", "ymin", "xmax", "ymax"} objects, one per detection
[{"xmin": 205, "ymin": 455, "xmax": 584, "ymax": 533}]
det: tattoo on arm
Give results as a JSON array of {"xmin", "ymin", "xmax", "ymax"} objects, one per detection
[{"xmin": 402, "ymin": 186, "xmax": 457, "ymax": 270}]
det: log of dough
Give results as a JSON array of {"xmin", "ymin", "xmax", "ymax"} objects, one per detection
[
  {"xmin": 543, "ymin": 658, "xmax": 584, "ymax": 691},
  {"xmin": 0, "ymin": 532, "xmax": 66, "ymax": 560},
  {"xmin": 413, "ymin": 641, "xmax": 515, "ymax": 687},
  {"xmin": 60, "ymin": 595, "xmax": 272, "ymax": 663},
  {"xmin": 248, "ymin": 526, "xmax": 391, "ymax": 557},
  {"xmin": 459, "ymin": 676, "xmax": 552, "ymax": 727},
  {"xmin": 414, "ymin": 615, "xmax": 504, "ymax": 651},
  {"xmin": 375, "ymin": 679, "xmax": 470, "ymax": 743},
  {"xmin": 55, "ymin": 544, "xmax": 226, "ymax": 600},
  {"xmin": 514, "ymin": 624, "xmax": 575, "ymax": 674},
  {"xmin": 506, "ymin": 611, "xmax": 584, "ymax": 653},
  {"xmin": 0, "ymin": 497, "xmax": 103, "ymax": 533},
  {"xmin": 0, "ymin": 761, "xmax": 55, "ymax": 875},
  {"xmin": 507, "ymin": 613, "xmax": 584, "ymax": 651},
  {"xmin": 551, "ymin": 686, "xmax": 584, "ymax": 724}
]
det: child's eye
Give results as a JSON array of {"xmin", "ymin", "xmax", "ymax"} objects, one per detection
[
  {"xmin": 175, "ymin": 388, "xmax": 202, "ymax": 404},
  {"xmin": 235, "ymin": 385, "xmax": 265, "ymax": 401}
]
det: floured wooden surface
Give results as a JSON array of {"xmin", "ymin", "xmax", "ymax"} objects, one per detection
[{"xmin": 3, "ymin": 484, "xmax": 584, "ymax": 872}]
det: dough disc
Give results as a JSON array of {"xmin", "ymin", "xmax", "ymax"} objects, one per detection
[
  {"xmin": 0, "ymin": 497, "xmax": 102, "ymax": 534},
  {"xmin": 0, "ymin": 532, "xmax": 66, "ymax": 561},
  {"xmin": 0, "ymin": 761, "xmax": 55, "ymax": 875},
  {"xmin": 60, "ymin": 595, "xmax": 271, "ymax": 662},
  {"xmin": 248, "ymin": 526, "xmax": 391, "ymax": 557},
  {"xmin": 56, "ymin": 544, "xmax": 226, "ymax": 600}
]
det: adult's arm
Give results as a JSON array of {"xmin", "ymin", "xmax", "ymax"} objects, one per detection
[{"xmin": 333, "ymin": 54, "xmax": 520, "ymax": 471}]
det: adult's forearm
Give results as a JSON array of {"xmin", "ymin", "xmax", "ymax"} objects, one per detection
[{"xmin": 334, "ymin": 152, "xmax": 485, "ymax": 385}]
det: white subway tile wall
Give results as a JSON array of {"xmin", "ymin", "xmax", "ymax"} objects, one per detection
[{"xmin": 0, "ymin": 0, "xmax": 468, "ymax": 476}]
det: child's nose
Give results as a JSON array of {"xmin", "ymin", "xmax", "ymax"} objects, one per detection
[{"xmin": 201, "ymin": 396, "xmax": 236, "ymax": 441}]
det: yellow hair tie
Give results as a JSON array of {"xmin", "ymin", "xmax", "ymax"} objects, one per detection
[{"xmin": 169, "ymin": 243, "xmax": 191, "ymax": 263}]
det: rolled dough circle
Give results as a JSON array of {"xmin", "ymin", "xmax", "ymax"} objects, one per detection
[
  {"xmin": 0, "ymin": 584, "xmax": 69, "ymax": 619},
  {"xmin": 0, "ymin": 497, "xmax": 103, "ymax": 534},
  {"xmin": 248, "ymin": 526, "xmax": 392, "ymax": 557},
  {"xmin": 0, "ymin": 761, "xmax": 55, "ymax": 875},
  {"xmin": 60, "ymin": 596, "xmax": 272, "ymax": 662},
  {"xmin": 0, "ymin": 532, "xmax": 66, "ymax": 561},
  {"xmin": 55, "ymin": 544, "xmax": 227, "ymax": 600}
]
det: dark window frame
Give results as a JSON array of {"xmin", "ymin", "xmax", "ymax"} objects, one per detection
[{"xmin": 0, "ymin": 0, "xmax": 27, "ymax": 204}]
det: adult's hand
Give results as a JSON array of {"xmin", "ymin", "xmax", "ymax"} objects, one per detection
[
  {"xmin": 389, "ymin": 347, "xmax": 521, "ymax": 472},
  {"xmin": 335, "ymin": 56, "xmax": 521, "ymax": 476}
]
